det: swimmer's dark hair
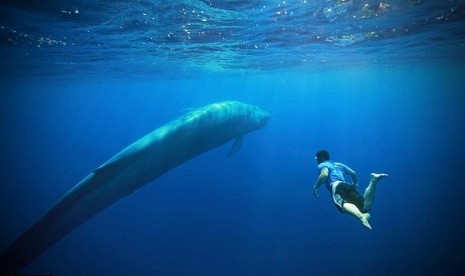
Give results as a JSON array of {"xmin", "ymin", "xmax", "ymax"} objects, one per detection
[{"xmin": 315, "ymin": 150, "xmax": 330, "ymax": 164}]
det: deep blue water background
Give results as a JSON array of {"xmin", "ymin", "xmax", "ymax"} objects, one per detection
[{"xmin": 1, "ymin": 1, "xmax": 465, "ymax": 275}]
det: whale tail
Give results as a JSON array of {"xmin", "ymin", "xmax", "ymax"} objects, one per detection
[{"xmin": 0, "ymin": 173, "xmax": 101, "ymax": 274}]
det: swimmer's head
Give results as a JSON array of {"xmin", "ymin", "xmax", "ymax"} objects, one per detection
[{"xmin": 315, "ymin": 150, "xmax": 330, "ymax": 164}]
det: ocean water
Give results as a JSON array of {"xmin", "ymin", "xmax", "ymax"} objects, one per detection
[{"xmin": 1, "ymin": 1, "xmax": 465, "ymax": 275}]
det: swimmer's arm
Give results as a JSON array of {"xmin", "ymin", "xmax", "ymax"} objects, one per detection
[
  {"xmin": 345, "ymin": 167, "xmax": 358, "ymax": 187},
  {"xmin": 313, "ymin": 167, "xmax": 328, "ymax": 198}
]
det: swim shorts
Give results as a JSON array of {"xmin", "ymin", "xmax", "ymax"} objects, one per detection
[{"xmin": 331, "ymin": 181, "xmax": 365, "ymax": 213}]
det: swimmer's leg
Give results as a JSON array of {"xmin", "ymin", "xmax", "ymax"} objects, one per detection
[
  {"xmin": 342, "ymin": 202, "xmax": 372, "ymax": 230},
  {"xmin": 362, "ymin": 173, "xmax": 388, "ymax": 212}
]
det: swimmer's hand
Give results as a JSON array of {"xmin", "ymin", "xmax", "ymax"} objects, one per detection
[{"xmin": 312, "ymin": 186, "xmax": 319, "ymax": 198}]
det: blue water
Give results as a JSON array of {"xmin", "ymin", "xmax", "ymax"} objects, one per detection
[{"xmin": 1, "ymin": 1, "xmax": 465, "ymax": 275}]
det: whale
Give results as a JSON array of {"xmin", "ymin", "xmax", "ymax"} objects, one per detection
[{"xmin": 0, "ymin": 101, "xmax": 269, "ymax": 273}]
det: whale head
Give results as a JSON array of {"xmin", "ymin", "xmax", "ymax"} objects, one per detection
[
  {"xmin": 209, "ymin": 101, "xmax": 269, "ymax": 133},
  {"xmin": 251, "ymin": 106, "xmax": 270, "ymax": 130}
]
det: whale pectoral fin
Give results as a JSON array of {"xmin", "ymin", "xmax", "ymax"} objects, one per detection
[{"xmin": 227, "ymin": 136, "xmax": 243, "ymax": 157}]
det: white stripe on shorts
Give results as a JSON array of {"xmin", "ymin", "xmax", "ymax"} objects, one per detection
[{"xmin": 331, "ymin": 181, "xmax": 343, "ymax": 208}]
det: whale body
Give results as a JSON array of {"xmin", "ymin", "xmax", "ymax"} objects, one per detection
[{"xmin": 0, "ymin": 101, "xmax": 269, "ymax": 273}]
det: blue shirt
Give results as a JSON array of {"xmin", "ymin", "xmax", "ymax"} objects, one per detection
[{"xmin": 317, "ymin": 161, "xmax": 351, "ymax": 190}]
